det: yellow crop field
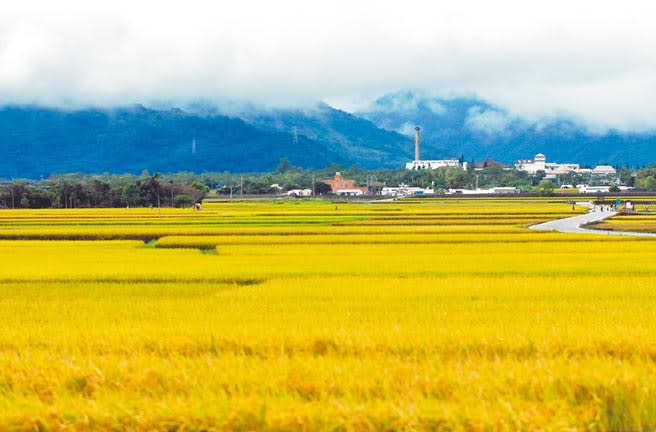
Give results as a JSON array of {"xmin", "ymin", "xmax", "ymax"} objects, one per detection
[
  {"xmin": 592, "ymin": 214, "xmax": 656, "ymax": 233},
  {"xmin": 0, "ymin": 198, "xmax": 655, "ymax": 430}
]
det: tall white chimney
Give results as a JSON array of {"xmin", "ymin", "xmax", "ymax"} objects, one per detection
[{"xmin": 414, "ymin": 126, "xmax": 421, "ymax": 161}]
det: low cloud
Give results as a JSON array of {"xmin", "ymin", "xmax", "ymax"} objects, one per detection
[
  {"xmin": 397, "ymin": 122, "xmax": 419, "ymax": 136},
  {"xmin": 465, "ymin": 107, "xmax": 513, "ymax": 135},
  {"xmin": 0, "ymin": 1, "xmax": 655, "ymax": 132},
  {"xmin": 424, "ymin": 101, "xmax": 446, "ymax": 115}
]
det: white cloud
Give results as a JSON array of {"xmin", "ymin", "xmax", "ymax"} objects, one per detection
[
  {"xmin": 0, "ymin": 0, "xmax": 655, "ymax": 131},
  {"xmin": 397, "ymin": 122, "xmax": 419, "ymax": 136},
  {"xmin": 425, "ymin": 101, "xmax": 446, "ymax": 115},
  {"xmin": 465, "ymin": 107, "xmax": 513, "ymax": 134}
]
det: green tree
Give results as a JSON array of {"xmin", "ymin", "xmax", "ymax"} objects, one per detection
[
  {"xmin": 121, "ymin": 183, "xmax": 139, "ymax": 207},
  {"xmin": 536, "ymin": 180, "xmax": 555, "ymax": 196},
  {"xmin": 88, "ymin": 179, "xmax": 111, "ymax": 207},
  {"xmin": 316, "ymin": 182, "xmax": 333, "ymax": 195},
  {"xmin": 641, "ymin": 176, "xmax": 656, "ymax": 191},
  {"xmin": 191, "ymin": 180, "xmax": 210, "ymax": 195},
  {"xmin": 137, "ymin": 174, "xmax": 162, "ymax": 206},
  {"xmin": 173, "ymin": 194, "xmax": 194, "ymax": 207}
]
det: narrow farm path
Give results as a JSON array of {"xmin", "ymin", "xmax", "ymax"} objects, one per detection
[{"xmin": 530, "ymin": 202, "xmax": 656, "ymax": 237}]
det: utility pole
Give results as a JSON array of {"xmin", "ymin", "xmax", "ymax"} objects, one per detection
[
  {"xmin": 170, "ymin": 181, "xmax": 174, "ymax": 207},
  {"xmin": 240, "ymin": 176, "xmax": 243, "ymax": 197},
  {"xmin": 10, "ymin": 187, "xmax": 14, "ymax": 209},
  {"xmin": 108, "ymin": 178, "xmax": 113, "ymax": 208},
  {"xmin": 312, "ymin": 173, "xmax": 316, "ymax": 196}
]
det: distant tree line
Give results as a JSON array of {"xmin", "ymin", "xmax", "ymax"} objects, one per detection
[
  {"xmin": 0, "ymin": 159, "xmax": 645, "ymax": 209},
  {"xmin": 0, "ymin": 172, "xmax": 208, "ymax": 209}
]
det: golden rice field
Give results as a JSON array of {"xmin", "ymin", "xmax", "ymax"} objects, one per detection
[
  {"xmin": 3, "ymin": 198, "xmax": 656, "ymax": 430},
  {"xmin": 592, "ymin": 214, "xmax": 656, "ymax": 234}
]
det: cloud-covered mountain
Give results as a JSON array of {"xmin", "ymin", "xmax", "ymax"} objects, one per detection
[
  {"xmin": 2, "ymin": 91, "xmax": 656, "ymax": 179},
  {"xmin": 0, "ymin": 105, "xmax": 347, "ymax": 178},
  {"xmin": 0, "ymin": 103, "xmax": 414, "ymax": 179},
  {"xmin": 230, "ymin": 103, "xmax": 414, "ymax": 167},
  {"xmin": 360, "ymin": 90, "xmax": 656, "ymax": 166}
]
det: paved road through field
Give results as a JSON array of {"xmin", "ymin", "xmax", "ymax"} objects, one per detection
[{"xmin": 530, "ymin": 202, "xmax": 656, "ymax": 237}]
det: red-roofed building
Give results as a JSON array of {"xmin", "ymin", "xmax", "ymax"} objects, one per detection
[{"xmin": 322, "ymin": 172, "xmax": 368, "ymax": 194}]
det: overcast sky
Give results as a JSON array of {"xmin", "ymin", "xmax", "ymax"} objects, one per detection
[{"xmin": 1, "ymin": 0, "xmax": 655, "ymax": 131}]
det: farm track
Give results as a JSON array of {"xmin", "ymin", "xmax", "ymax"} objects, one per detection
[{"xmin": 531, "ymin": 202, "xmax": 656, "ymax": 237}]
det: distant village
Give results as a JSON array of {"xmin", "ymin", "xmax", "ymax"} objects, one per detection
[
  {"xmin": 281, "ymin": 158, "xmax": 623, "ymax": 199},
  {"xmin": 314, "ymin": 126, "xmax": 627, "ymax": 198},
  {"xmin": 0, "ymin": 125, "xmax": 650, "ymax": 208}
]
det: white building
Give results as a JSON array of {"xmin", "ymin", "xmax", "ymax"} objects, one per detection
[
  {"xmin": 406, "ymin": 160, "xmax": 466, "ymax": 170},
  {"xmin": 549, "ymin": 163, "xmax": 580, "ymax": 175},
  {"xmin": 381, "ymin": 186, "xmax": 434, "ymax": 197},
  {"xmin": 447, "ymin": 188, "xmax": 490, "ymax": 195},
  {"xmin": 493, "ymin": 187, "xmax": 520, "ymax": 194},
  {"xmin": 516, "ymin": 153, "xmax": 616, "ymax": 177},
  {"xmin": 286, "ymin": 189, "xmax": 312, "ymax": 197},
  {"xmin": 446, "ymin": 187, "xmax": 519, "ymax": 195},
  {"xmin": 578, "ymin": 185, "xmax": 610, "ymax": 193},
  {"xmin": 515, "ymin": 153, "xmax": 547, "ymax": 174},
  {"xmin": 406, "ymin": 126, "xmax": 467, "ymax": 171},
  {"xmin": 515, "ymin": 153, "xmax": 581, "ymax": 175},
  {"xmin": 592, "ymin": 165, "xmax": 617, "ymax": 175},
  {"xmin": 335, "ymin": 189, "xmax": 364, "ymax": 196}
]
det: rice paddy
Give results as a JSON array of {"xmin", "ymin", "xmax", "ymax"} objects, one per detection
[
  {"xmin": 1, "ymin": 198, "xmax": 656, "ymax": 430},
  {"xmin": 592, "ymin": 214, "xmax": 656, "ymax": 234}
]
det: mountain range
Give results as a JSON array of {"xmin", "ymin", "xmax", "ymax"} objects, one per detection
[
  {"xmin": 1, "ymin": 91, "xmax": 655, "ymax": 178},
  {"xmin": 360, "ymin": 91, "xmax": 656, "ymax": 167}
]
